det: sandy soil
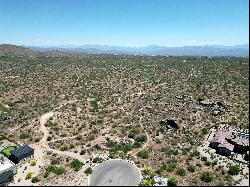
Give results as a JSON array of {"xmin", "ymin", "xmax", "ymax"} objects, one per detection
[{"xmin": 10, "ymin": 100, "xmax": 90, "ymax": 186}]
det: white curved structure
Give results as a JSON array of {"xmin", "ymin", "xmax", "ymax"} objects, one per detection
[{"xmin": 89, "ymin": 159, "xmax": 141, "ymax": 186}]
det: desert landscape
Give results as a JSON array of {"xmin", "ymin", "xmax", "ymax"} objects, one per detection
[{"xmin": 0, "ymin": 45, "xmax": 249, "ymax": 186}]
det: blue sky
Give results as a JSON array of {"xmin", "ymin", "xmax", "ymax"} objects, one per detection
[{"xmin": 0, "ymin": 0, "xmax": 249, "ymax": 47}]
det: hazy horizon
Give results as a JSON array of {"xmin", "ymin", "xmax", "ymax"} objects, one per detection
[
  {"xmin": 0, "ymin": 0, "xmax": 249, "ymax": 47},
  {"xmin": 1, "ymin": 43, "xmax": 249, "ymax": 49}
]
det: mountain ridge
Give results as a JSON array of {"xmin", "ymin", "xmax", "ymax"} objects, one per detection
[{"xmin": 0, "ymin": 44, "xmax": 249, "ymax": 57}]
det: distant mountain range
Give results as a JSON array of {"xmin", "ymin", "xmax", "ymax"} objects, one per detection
[
  {"xmin": 28, "ymin": 44, "xmax": 249, "ymax": 57},
  {"xmin": 0, "ymin": 44, "xmax": 249, "ymax": 57}
]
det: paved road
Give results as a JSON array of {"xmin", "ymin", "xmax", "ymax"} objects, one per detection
[{"xmin": 89, "ymin": 160, "xmax": 141, "ymax": 186}]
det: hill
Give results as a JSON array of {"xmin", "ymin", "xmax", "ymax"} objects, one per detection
[{"xmin": 0, "ymin": 44, "xmax": 32, "ymax": 54}]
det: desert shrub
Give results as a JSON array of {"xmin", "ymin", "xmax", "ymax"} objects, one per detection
[
  {"xmin": 93, "ymin": 157, "xmax": 102, "ymax": 163},
  {"xmin": 45, "ymin": 165, "xmax": 65, "ymax": 175},
  {"xmin": 60, "ymin": 143, "xmax": 71, "ymax": 151},
  {"xmin": 202, "ymin": 128, "xmax": 209, "ymax": 135},
  {"xmin": 168, "ymin": 176, "xmax": 178, "ymax": 186},
  {"xmin": 31, "ymin": 176, "xmax": 39, "ymax": 183},
  {"xmin": 190, "ymin": 149, "xmax": 200, "ymax": 157},
  {"xmin": 25, "ymin": 172, "xmax": 33, "ymax": 180},
  {"xmin": 84, "ymin": 167, "xmax": 93, "ymax": 175},
  {"xmin": 187, "ymin": 165, "xmax": 196, "ymax": 172},
  {"xmin": 137, "ymin": 150, "xmax": 149, "ymax": 159},
  {"xmin": 80, "ymin": 149, "xmax": 86, "ymax": 155},
  {"xmin": 176, "ymin": 167, "xmax": 186, "ymax": 176},
  {"xmin": 228, "ymin": 164, "xmax": 240, "ymax": 175},
  {"xmin": 166, "ymin": 163, "xmax": 176, "ymax": 172},
  {"xmin": 30, "ymin": 160, "xmax": 36, "ymax": 166},
  {"xmin": 20, "ymin": 132, "xmax": 30, "ymax": 139},
  {"xmin": 70, "ymin": 159, "xmax": 83, "ymax": 171},
  {"xmin": 201, "ymin": 171, "xmax": 214, "ymax": 182},
  {"xmin": 127, "ymin": 131, "xmax": 135, "ymax": 138},
  {"xmin": 161, "ymin": 147, "xmax": 174, "ymax": 155},
  {"xmin": 139, "ymin": 179, "xmax": 153, "ymax": 186},
  {"xmin": 50, "ymin": 158, "xmax": 59, "ymax": 165}
]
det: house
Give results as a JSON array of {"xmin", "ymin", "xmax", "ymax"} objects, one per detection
[
  {"xmin": 217, "ymin": 143, "xmax": 234, "ymax": 156},
  {"xmin": 209, "ymin": 130, "xmax": 234, "ymax": 156},
  {"xmin": 229, "ymin": 134, "xmax": 249, "ymax": 154},
  {"xmin": 0, "ymin": 154, "xmax": 16, "ymax": 185},
  {"xmin": 210, "ymin": 130, "xmax": 249, "ymax": 156},
  {"xmin": 9, "ymin": 145, "xmax": 34, "ymax": 164}
]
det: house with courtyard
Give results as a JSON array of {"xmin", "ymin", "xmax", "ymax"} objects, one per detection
[
  {"xmin": 9, "ymin": 145, "xmax": 34, "ymax": 164},
  {"xmin": 210, "ymin": 130, "xmax": 249, "ymax": 157},
  {"xmin": 0, "ymin": 154, "xmax": 16, "ymax": 185}
]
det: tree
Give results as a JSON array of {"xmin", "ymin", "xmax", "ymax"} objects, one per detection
[
  {"xmin": 228, "ymin": 164, "xmax": 240, "ymax": 175},
  {"xmin": 201, "ymin": 171, "xmax": 214, "ymax": 182},
  {"xmin": 168, "ymin": 176, "xmax": 178, "ymax": 186}
]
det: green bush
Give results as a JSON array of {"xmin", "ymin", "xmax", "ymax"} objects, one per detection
[
  {"xmin": 137, "ymin": 150, "xmax": 149, "ymax": 159},
  {"xmin": 84, "ymin": 167, "xmax": 93, "ymax": 175},
  {"xmin": 166, "ymin": 163, "xmax": 176, "ymax": 172},
  {"xmin": 45, "ymin": 165, "xmax": 65, "ymax": 175},
  {"xmin": 201, "ymin": 171, "xmax": 214, "ymax": 182},
  {"xmin": 135, "ymin": 135, "xmax": 147, "ymax": 143},
  {"xmin": 51, "ymin": 159, "xmax": 60, "ymax": 165},
  {"xmin": 60, "ymin": 143, "xmax": 71, "ymax": 151},
  {"xmin": 168, "ymin": 176, "xmax": 178, "ymax": 186},
  {"xmin": 93, "ymin": 157, "xmax": 102, "ymax": 163},
  {"xmin": 228, "ymin": 164, "xmax": 240, "ymax": 175},
  {"xmin": 139, "ymin": 179, "xmax": 153, "ymax": 186},
  {"xmin": 202, "ymin": 128, "xmax": 209, "ymax": 135},
  {"xmin": 142, "ymin": 167, "xmax": 153, "ymax": 175},
  {"xmin": 31, "ymin": 176, "xmax": 39, "ymax": 183},
  {"xmin": 187, "ymin": 165, "xmax": 196, "ymax": 172},
  {"xmin": 70, "ymin": 159, "xmax": 83, "ymax": 171},
  {"xmin": 161, "ymin": 147, "xmax": 174, "ymax": 155},
  {"xmin": 20, "ymin": 132, "xmax": 30, "ymax": 139},
  {"xmin": 190, "ymin": 149, "xmax": 200, "ymax": 157},
  {"xmin": 25, "ymin": 172, "xmax": 33, "ymax": 180},
  {"xmin": 127, "ymin": 131, "xmax": 135, "ymax": 138},
  {"xmin": 176, "ymin": 167, "xmax": 186, "ymax": 176}
]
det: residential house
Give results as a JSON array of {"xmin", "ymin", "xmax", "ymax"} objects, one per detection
[
  {"xmin": 9, "ymin": 145, "xmax": 34, "ymax": 164},
  {"xmin": 0, "ymin": 154, "xmax": 16, "ymax": 185}
]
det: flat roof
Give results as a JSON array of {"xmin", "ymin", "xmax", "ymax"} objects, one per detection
[
  {"xmin": 0, "ymin": 157, "xmax": 15, "ymax": 172},
  {"xmin": 11, "ymin": 145, "xmax": 34, "ymax": 158}
]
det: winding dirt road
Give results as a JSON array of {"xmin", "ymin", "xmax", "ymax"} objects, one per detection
[{"xmin": 37, "ymin": 100, "xmax": 88, "ymax": 162}]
